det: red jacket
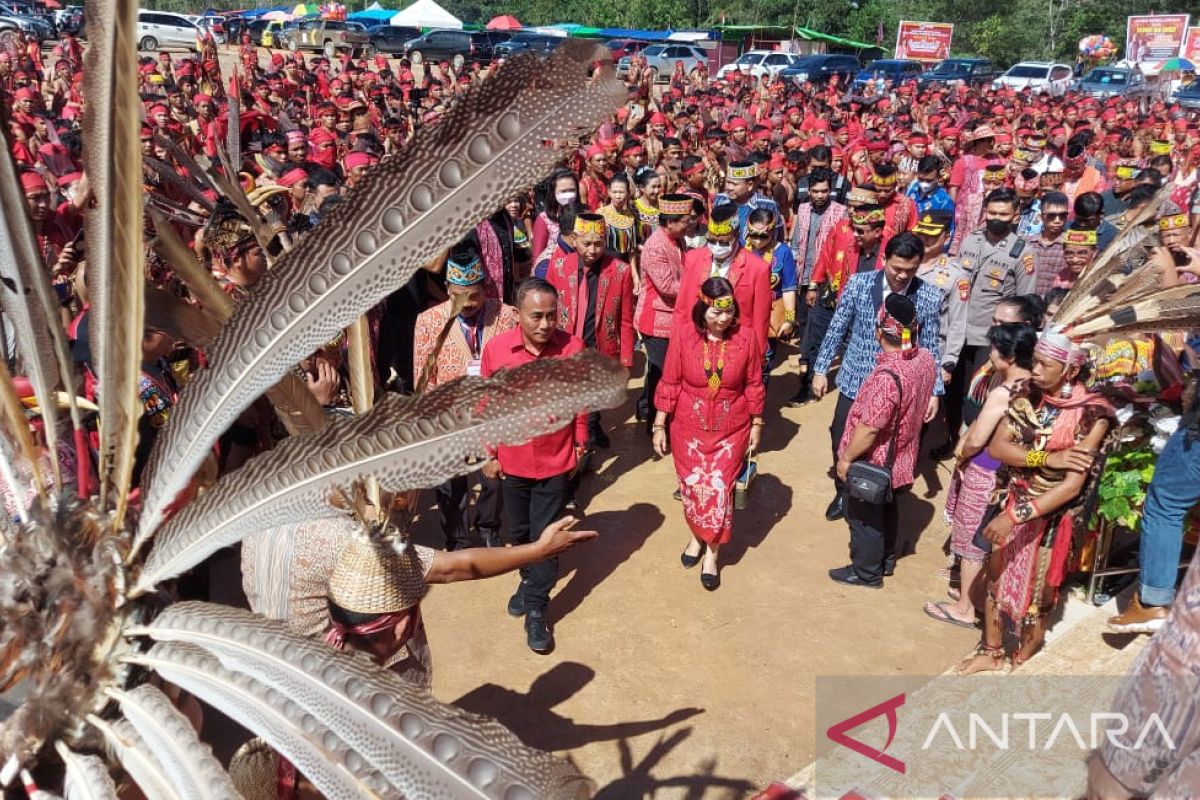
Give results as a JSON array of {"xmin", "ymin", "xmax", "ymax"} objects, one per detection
[
  {"xmin": 544, "ymin": 252, "xmax": 636, "ymax": 368},
  {"xmin": 635, "ymin": 226, "xmax": 686, "ymax": 338},
  {"xmin": 810, "ymin": 219, "xmax": 883, "ymax": 300},
  {"xmin": 675, "ymin": 246, "xmax": 773, "ymax": 353}
]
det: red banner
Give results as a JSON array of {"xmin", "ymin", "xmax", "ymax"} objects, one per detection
[
  {"xmin": 1184, "ymin": 27, "xmax": 1200, "ymax": 61},
  {"xmin": 894, "ymin": 21, "xmax": 954, "ymax": 63},
  {"xmin": 1125, "ymin": 14, "xmax": 1190, "ymax": 64}
]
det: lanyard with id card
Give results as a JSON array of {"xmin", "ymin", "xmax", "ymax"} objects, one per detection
[{"xmin": 460, "ymin": 313, "xmax": 485, "ymax": 377}]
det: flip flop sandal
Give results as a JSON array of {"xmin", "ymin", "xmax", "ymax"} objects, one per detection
[
  {"xmin": 935, "ymin": 566, "xmax": 955, "ymax": 581},
  {"xmin": 923, "ymin": 601, "xmax": 977, "ymax": 629},
  {"xmin": 947, "ymin": 587, "xmax": 961, "ymax": 601}
]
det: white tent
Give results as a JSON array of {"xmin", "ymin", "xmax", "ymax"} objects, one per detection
[{"xmin": 390, "ymin": 0, "xmax": 462, "ymax": 29}]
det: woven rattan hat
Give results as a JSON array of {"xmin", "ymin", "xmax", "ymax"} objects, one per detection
[
  {"xmin": 227, "ymin": 738, "xmax": 278, "ymax": 800},
  {"xmin": 328, "ymin": 536, "xmax": 430, "ymax": 615}
]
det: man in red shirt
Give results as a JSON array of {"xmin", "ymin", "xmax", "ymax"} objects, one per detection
[
  {"xmin": 481, "ymin": 277, "xmax": 587, "ymax": 653},
  {"xmin": 830, "ymin": 293, "xmax": 936, "ymax": 588}
]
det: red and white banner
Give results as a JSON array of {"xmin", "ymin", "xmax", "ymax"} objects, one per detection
[
  {"xmin": 894, "ymin": 21, "xmax": 954, "ymax": 63},
  {"xmin": 1183, "ymin": 27, "xmax": 1200, "ymax": 61},
  {"xmin": 1125, "ymin": 14, "xmax": 1190, "ymax": 64}
]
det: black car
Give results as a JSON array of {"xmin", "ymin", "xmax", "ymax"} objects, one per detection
[
  {"xmin": 365, "ymin": 24, "xmax": 420, "ymax": 54},
  {"xmin": 779, "ymin": 53, "xmax": 860, "ymax": 87},
  {"xmin": 493, "ymin": 32, "xmax": 564, "ymax": 57},
  {"xmin": 918, "ymin": 57, "xmax": 997, "ymax": 89},
  {"xmin": 1174, "ymin": 81, "xmax": 1200, "ymax": 110},
  {"xmin": 401, "ymin": 29, "xmax": 511, "ymax": 67}
]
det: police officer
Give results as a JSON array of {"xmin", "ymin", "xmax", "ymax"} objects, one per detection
[
  {"xmin": 912, "ymin": 210, "xmax": 968, "ymax": 380},
  {"xmin": 936, "ymin": 187, "xmax": 1037, "ymax": 457}
]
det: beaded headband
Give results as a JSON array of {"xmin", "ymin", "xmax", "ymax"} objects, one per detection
[
  {"xmin": 707, "ymin": 218, "xmax": 735, "ymax": 236},
  {"xmin": 574, "ymin": 214, "xmax": 606, "ymax": 237},
  {"xmin": 1158, "ymin": 213, "xmax": 1189, "ymax": 231},
  {"xmin": 1064, "ymin": 229, "xmax": 1097, "ymax": 247},
  {"xmin": 727, "ymin": 162, "xmax": 757, "ymax": 180},
  {"xmin": 1035, "ymin": 331, "xmax": 1087, "ymax": 366},
  {"xmin": 1149, "ymin": 140, "xmax": 1172, "ymax": 155},
  {"xmin": 700, "ymin": 293, "xmax": 735, "ymax": 309},
  {"xmin": 659, "ymin": 195, "xmax": 694, "ymax": 215},
  {"xmin": 871, "ymin": 172, "xmax": 897, "ymax": 188},
  {"xmin": 850, "ymin": 208, "xmax": 885, "ymax": 225},
  {"xmin": 446, "ymin": 255, "xmax": 484, "ymax": 286}
]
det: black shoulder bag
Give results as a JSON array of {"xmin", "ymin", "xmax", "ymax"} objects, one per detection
[{"xmin": 845, "ymin": 370, "xmax": 902, "ymax": 505}]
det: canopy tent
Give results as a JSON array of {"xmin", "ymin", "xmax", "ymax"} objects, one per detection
[
  {"xmin": 486, "ymin": 14, "xmax": 521, "ymax": 30},
  {"xmin": 348, "ymin": 3, "xmax": 397, "ymax": 22},
  {"xmin": 389, "ymin": 0, "xmax": 462, "ymax": 29},
  {"xmin": 714, "ymin": 23, "xmax": 878, "ymax": 53}
]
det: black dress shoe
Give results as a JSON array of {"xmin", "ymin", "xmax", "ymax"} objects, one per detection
[
  {"xmin": 883, "ymin": 560, "xmax": 896, "ymax": 577},
  {"xmin": 673, "ymin": 487, "xmax": 682, "ymax": 501},
  {"xmin": 507, "ymin": 584, "xmax": 527, "ymax": 617},
  {"xmin": 590, "ymin": 428, "xmax": 610, "ymax": 449},
  {"xmin": 824, "ymin": 493, "xmax": 845, "ymax": 521},
  {"xmin": 828, "ymin": 565, "xmax": 882, "ymax": 589},
  {"xmin": 700, "ymin": 570, "xmax": 720, "ymax": 591},
  {"xmin": 525, "ymin": 610, "xmax": 553, "ymax": 653},
  {"xmin": 680, "ymin": 542, "xmax": 706, "ymax": 568},
  {"xmin": 784, "ymin": 393, "xmax": 810, "ymax": 408}
]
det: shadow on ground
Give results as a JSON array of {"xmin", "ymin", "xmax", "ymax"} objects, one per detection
[{"xmin": 595, "ymin": 727, "xmax": 757, "ymax": 799}]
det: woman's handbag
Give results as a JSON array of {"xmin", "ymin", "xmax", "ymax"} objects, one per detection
[
  {"xmin": 844, "ymin": 371, "xmax": 902, "ymax": 506},
  {"xmin": 734, "ymin": 448, "xmax": 758, "ymax": 510}
]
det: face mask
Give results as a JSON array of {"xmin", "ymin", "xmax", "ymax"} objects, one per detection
[
  {"xmin": 555, "ymin": 190, "xmax": 577, "ymax": 206},
  {"xmin": 709, "ymin": 242, "xmax": 733, "ymax": 261},
  {"xmin": 917, "ymin": 180, "xmax": 936, "ymax": 194},
  {"xmin": 985, "ymin": 218, "xmax": 1011, "ymax": 237}
]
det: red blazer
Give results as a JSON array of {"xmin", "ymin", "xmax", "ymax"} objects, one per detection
[
  {"xmin": 544, "ymin": 253, "xmax": 636, "ymax": 368},
  {"xmin": 675, "ymin": 246, "xmax": 772, "ymax": 353},
  {"xmin": 810, "ymin": 219, "xmax": 883, "ymax": 300}
]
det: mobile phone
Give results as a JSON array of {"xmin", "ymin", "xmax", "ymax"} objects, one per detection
[{"xmin": 1170, "ymin": 247, "xmax": 1190, "ymax": 267}]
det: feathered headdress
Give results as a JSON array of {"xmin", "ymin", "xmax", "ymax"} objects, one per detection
[{"xmin": 0, "ymin": 0, "xmax": 628, "ymax": 795}]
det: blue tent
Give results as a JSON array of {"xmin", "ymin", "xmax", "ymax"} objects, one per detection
[{"xmin": 348, "ymin": 7, "xmax": 397, "ymax": 22}]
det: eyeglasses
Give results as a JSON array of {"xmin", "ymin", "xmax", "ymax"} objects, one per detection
[
  {"xmin": 745, "ymin": 231, "xmax": 771, "ymax": 240},
  {"xmin": 1042, "ymin": 211, "xmax": 1069, "ymax": 220}
]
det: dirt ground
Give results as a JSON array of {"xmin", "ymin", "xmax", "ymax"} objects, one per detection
[{"xmin": 409, "ymin": 347, "xmax": 980, "ymax": 799}]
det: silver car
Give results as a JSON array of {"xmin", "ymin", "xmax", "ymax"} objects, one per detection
[
  {"xmin": 616, "ymin": 43, "xmax": 708, "ymax": 82},
  {"xmin": 136, "ymin": 10, "xmax": 199, "ymax": 52}
]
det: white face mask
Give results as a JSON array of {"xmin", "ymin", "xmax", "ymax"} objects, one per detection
[
  {"xmin": 555, "ymin": 190, "xmax": 577, "ymax": 206},
  {"xmin": 917, "ymin": 180, "xmax": 936, "ymax": 193},
  {"xmin": 709, "ymin": 242, "xmax": 733, "ymax": 261},
  {"xmin": 684, "ymin": 233, "xmax": 707, "ymax": 249}
]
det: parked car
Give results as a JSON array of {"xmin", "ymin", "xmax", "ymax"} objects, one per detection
[
  {"xmin": 0, "ymin": 10, "xmax": 50, "ymax": 41},
  {"xmin": 364, "ymin": 24, "xmax": 420, "ymax": 54},
  {"xmin": 851, "ymin": 58, "xmax": 924, "ymax": 90},
  {"xmin": 189, "ymin": 15, "xmax": 226, "ymax": 45},
  {"xmin": 279, "ymin": 19, "xmax": 371, "ymax": 58},
  {"xmin": 615, "ymin": 43, "xmax": 709, "ymax": 82},
  {"xmin": 1074, "ymin": 66, "xmax": 1156, "ymax": 101},
  {"xmin": 401, "ymin": 29, "xmax": 511, "ymax": 67},
  {"xmin": 716, "ymin": 49, "xmax": 803, "ymax": 80},
  {"xmin": 57, "ymin": 5, "xmax": 83, "ymax": 35},
  {"xmin": 1173, "ymin": 79, "xmax": 1200, "ymax": 110},
  {"xmin": 918, "ymin": 57, "xmax": 996, "ymax": 89},
  {"xmin": 991, "ymin": 61, "xmax": 1073, "ymax": 96},
  {"xmin": 135, "ymin": 10, "xmax": 199, "ymax": 52},
  {"xmin": 604, "ymin": 38, "xmax": 643, "ymax": 60},
  {"xmin": 779, "ymin": 53, "xmax": 860, "ymax": 87},
  {"xmin": 493, "ymin": 31, "xmax": 565, "ymax": 58}
]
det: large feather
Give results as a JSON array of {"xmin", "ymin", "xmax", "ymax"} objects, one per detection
[
  {"xmin": 133, "ymin": 350, "xmax": 625, "ymax": 592},
  {"xmin": 145, "ymin": 287, "xmax": 221, "ymax": 347},
  {"xmin": 105, "ymin": 685, "xmax": 242, "ymax": 799},
  {"xmin": 142, "ymin": 157, "xmax": 215, "ymax": 212},
  {"xmin": 0, "ymin": 356, "xmax": 44, "ymax": 498},
  {"xmin": 55, "ymin": 744, "xmax": 118, "ymax": 800},
  {"xmin": 149, "ymin": 214, "xmax": 326, "ymax": 438},
  {"xmin": 124, "ymin": 642, "xmax": 391, "ymax": 799},
  {"xmin": 136, "ymin": 42, "xmax": 626, "ymax": 537},
  {"xmin": 131, "ymin": 604, "xmax": 594, "ymax": 799},
  {"xmin": 0, "ymin": 128, "xmax": 65, "ymax": 482},
  {"xmin": 84, "ymin": 0, "xmax": 145, "ymax": 526},
  {"xmin": 85, "ymin": 717, "xmax": 178, "ymax": 800},
  {"xmin": 1068, "ymin": 291, "xmax": 1200, "ymax": 337}
]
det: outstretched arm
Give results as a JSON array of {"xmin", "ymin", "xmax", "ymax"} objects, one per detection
[{"xmin": 425, "ymin": 517, "xmax": 597, "ymax": 584}]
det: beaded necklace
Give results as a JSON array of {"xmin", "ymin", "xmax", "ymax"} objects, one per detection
[{"xmin": 702, "ymin": 337, "xmax": 726, "ymax": 395}]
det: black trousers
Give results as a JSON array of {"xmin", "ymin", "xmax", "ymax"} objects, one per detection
[
  {"xmin": 501, "ymin": 472, "xmax": 571, "ymax": 612},
  {"xmin": 944, "ymin": 344, "xmax": 989, "ymax": 444},
  {"xmin": 639, "ymin": 335, "xmax": 669, "ymax": 427},
  {"xmin": 846, "ymin": 488, "xmax": 904, "ymax": 583},
  {"xmin": 800, "ymin": 302, "xmax": 835, "ymax": 369},
  {"xmin": 435, "ymin": 469, "xmax": 502, "ymax": 550},
  {"xmin": 828, "ymin": 391, "xmax": 856, "ymax": 493}
]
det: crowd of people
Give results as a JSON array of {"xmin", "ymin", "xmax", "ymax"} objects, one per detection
[{"xmin": 5, "ymin": 25, "xmax": 1200, "ymax": 794}]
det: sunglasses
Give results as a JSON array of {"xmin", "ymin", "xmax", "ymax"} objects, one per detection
[
  {"xmin": 705, "ymin": 237, "xmax": 733, "ymax": 245},
  {"xmin": 745, "ymin": 230, "xmax": 771, "ymax": 240},
  {"xmin": 1042, "ymin": 211, "xmax": 1069, "ymax": 220}
]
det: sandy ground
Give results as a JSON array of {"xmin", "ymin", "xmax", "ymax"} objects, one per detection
[{"xmin": 411, "ymin": 347, "xmax": 980, "ymax": 798}]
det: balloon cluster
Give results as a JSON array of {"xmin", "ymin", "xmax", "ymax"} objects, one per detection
[{"xmin": 1079, "ymin": 34, "xmax": 1116, "ymax": 60}]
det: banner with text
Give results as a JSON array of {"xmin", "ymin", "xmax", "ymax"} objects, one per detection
[
  {"xmin": 894, "ymin": 21, "xmax": 954, "ymax": 63},
  {"xmin": 1126, "ymin": 14, "xmax": 1190, "ymax": 65},
  {"xmin": 1184, "ymin": 27, "xmax": 1200, "ymax": 61}
]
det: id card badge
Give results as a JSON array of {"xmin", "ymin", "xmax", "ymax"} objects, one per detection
[{"xmin": 467, "ymin": 359, "xmax": 482, "ymax": 377}]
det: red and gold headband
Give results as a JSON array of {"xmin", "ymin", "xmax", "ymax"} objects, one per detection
[
  {"xmin": 659, "ymin": 196, "xmax": 694, "ymax": 215},
  {"xmin": 850, "ymin": 208, "xmax": 885, "ymax": 225},
  {"xmin": 1159, "ymin": 213, "xmax": 1189, "ymax": 231},
  {"xmin": 574, "ymin": 214, "xmax": 606, "ymax": 237},
  {"xmin": 1064, "ymin": 229, "xmax": 1097, "ymax": 247},
  {"xmin": 700, "ymin": 292, "xmax": 735, "ymax": 309},
  {"xmin": 871, "ymin": 173, "xmax": 897, "ymax": 188}
]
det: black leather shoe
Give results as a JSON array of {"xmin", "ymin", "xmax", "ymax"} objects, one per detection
[
  {"xmin": 507, "ymin": 585, "xmax": 527, "ymax": 617},
  {"xmin": 828, "ymin": 565, "xmax": 882, "ymax": 589},
  {"xmin": 680, "ymin": 541, "xmax": 705, "ymax": 569},
  {"xmin": 700, "ymin": 570, "xmax": 720, "ymax": 591},
  {"xmin": 824, "ymin": 493, "xmax": 845, "ymax": 521},
  {"xmin": 883, "ymin": 560, "xmax": 896, "ymax": 577},
  {"xmin": 673, "ymin": 487, "xmax": 682, "ymax": 501},
  {"xmin": 785, "ymin": 393, "xmax": 810, "ymax": 408},
  {"xmin": 525, "ymin": 611, "xmax": 553, "ymax": 653}
]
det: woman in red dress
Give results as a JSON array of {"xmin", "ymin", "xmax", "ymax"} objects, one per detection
[{"xmin": 653, "ymin": 276, "xmax": 765, "ymax": 590}]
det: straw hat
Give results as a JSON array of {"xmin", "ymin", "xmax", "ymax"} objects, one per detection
[{"xmin": 327, "ymin": 535, "xmax": 432, "ymax": 615}]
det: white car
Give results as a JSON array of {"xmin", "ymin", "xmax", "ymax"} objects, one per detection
[
  {"xmin": 136, "ymin": 10, "xmax": 199, "ymax": 52},
  {"xmin": 992, "ymin": 61, "xmax": 1073, "ymax": 97},
  {"xmin": 717, "ymin": 50, "xmax": 803, "ymax": 80}
]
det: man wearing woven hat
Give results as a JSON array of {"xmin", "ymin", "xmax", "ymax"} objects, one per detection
[
  {"xmin": 543, "ymin": 213, "xmax": 635, "ymax": 449},
  {"xmin": 713, "ymin": 159, "xmax": 783, "ymax": 240},
  {"xmin": 636, "ymin": 194, "xmax": 693, "ymax": 435},
  {"xmin": 1048, "ymin": 227, "xmax": 1098, "ymax": 298},
  {"xmin": 482, "ymin": 278, "xmax": 588, "ymax": 653},
  {"xmin": 414, "ymin": 249, "xmax": 518, "ymax": 551}
]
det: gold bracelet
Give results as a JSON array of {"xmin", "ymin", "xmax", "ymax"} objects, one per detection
[
  {"xmin": 652, "ymin": 425, "xmax": 666, "ymax": 432},
  {"xmin": 784, "ymin": 310, "xmax": 797, "ymax": 322},
  {"xmin": 1025, "ymin": 449, "xmax": 1048, "ymax": 469}
]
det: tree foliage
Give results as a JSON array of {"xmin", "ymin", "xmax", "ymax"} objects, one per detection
[{"xmin": 150, "ymin": 0, "xmax": 1197, "ymax": 67}]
